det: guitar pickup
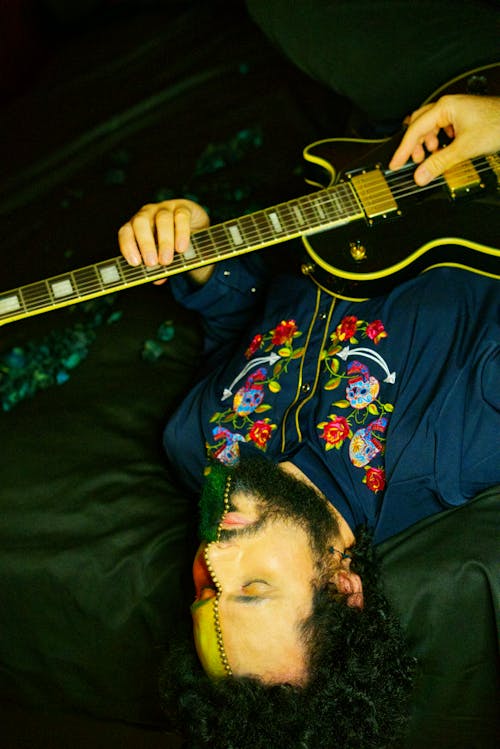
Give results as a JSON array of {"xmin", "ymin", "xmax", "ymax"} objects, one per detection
[
  {"xmin": 443, "ymin": 160, "xmax": 482, "ymax": 198},
  {"xmin": 349, "ymin": 168, "xmax": 398, "ymax": 223}
]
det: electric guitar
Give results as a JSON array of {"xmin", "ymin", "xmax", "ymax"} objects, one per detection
[{"xmin": 1, "ymin": 63, "xmax": 499, "ymax": 326}]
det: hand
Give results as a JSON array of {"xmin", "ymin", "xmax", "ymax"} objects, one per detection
[
  {"xmin": 118, "ymin": 199, "xmax": 213, "ymax": 285},
  {"xmin": 389, "ymin": 95, "xmax": 500, "ymax": 185}
]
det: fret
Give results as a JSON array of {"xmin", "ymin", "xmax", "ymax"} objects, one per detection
[
  {"xmin": 44, "ymin": 279, "xmax": 55, "ymax": 305},
  {"xmin": 238, "ymin": 213, "xmax": 261, "ymax": 247},
  {"xmin": 190, "ymin": 229, "xmax": 216, "ymax": 265},
  {"xmin": 288, "ymin": 199, "xmax": 306, "ymax": 228},
  {"xmin": 298, "ymin": 196, "xmax": 320, "ymax": 229},
  {"xmin": 21, "ymin": 281, "xmax": 52, "ymax": 313},
  {"xmin": 120, "ymin": 257, "xmax": 150, "ymax": 283},
  {"xmin": 73, "ymin": 265, "xmax": 102, "ymax": 297},
  {"xmin": 252, "ymin": 211, "xmax": 272, "ymax": 243},
  {"xmin": 323, "ymin": 184, "xmax": 362, "ymax": 225},
  {"xmin": 339, "ymin": 182, "xmax": 365, "ymax": 220},
  {"xmin": 174, "ymin": 238, "xmax": 198, "ymax": 270},
  {"xmin": 144, "ymin": 263, "xmax": 165, "ymax": 277},
  {"xmin": 328, "ymin": 187, "xmax": 346, "ymax": 219},
  {"xmin": 208, "ymin": 225, "xmax": 228, "ymax": 256},
  {"xmin": 182, "ymin": 239, "xmax": 198, "ymax": 261},
  {"xmin": 274, "ymin": 201, "xmax": 301, "ymax": 237},
  {"xmin": 311, "ymin": 195, "xmax": 327, "ymax": 221}
]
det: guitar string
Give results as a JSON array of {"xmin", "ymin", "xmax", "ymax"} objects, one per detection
[
  {"xmin": 8, "ymin": 158, "xmax": 495, "ymax": 313},
  {"xmin": 3, "ymin": 161, "xmax": 497, "ymax": 315}
]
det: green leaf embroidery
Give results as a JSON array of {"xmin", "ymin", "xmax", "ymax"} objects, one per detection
[{"xmin": 325, "ymin": 377, "xmax": 341, "ymax": 390}]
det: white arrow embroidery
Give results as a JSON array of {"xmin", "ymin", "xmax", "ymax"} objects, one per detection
[
  {"xmin": 337, "ymin": 346, "xmax": 396, "ymax": 383},
  {"xmin": 221, "ymin": 353, "xmax": 282, "ymax": 401}
]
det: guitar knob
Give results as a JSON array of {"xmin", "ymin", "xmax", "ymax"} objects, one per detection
[
  {"xmin": 350, "ymin": 241, "xmax": 367, "ymax": 261},
  {"xmin": 301, "ymin": 261, "xmax": 316, "ymax": 276}
]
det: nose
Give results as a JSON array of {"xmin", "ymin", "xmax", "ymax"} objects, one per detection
[{"xmin": 193, "ymin": 543, "xmax": 218, "ymax": 600}]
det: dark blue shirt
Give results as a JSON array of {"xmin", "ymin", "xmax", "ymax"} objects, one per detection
[{"xmin": 164, "ymin": 258, "xmax": 499, "ymax": 544}]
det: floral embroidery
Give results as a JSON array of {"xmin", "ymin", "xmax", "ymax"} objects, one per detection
[
  {"xmin": 207, "ymin": 319, "xmax": 304, "ymax": 464},
  {"xmin": 317, "ymin": 415, "xmax": 352, "ymax": 450},
  {"xmin": 248, "ymin": 420, "xmax": 275, "ymax": 448},
  {"xmin": 336, "ymin": 315, "xmax": 358, "ymax": 342},
  {"xmin": 317, "ymin": 315, "xmax": 395, "ymax": 495},
  {"xmin": 330, "ymin": 315, "xmax": 387, "ymax": 347},
  {"xmin": 245, "ymin": 333, "xmax": 263, "ymax": 359},
  {"xmin": 365, "ymin": 319, "xmax": 387, "ymax": 344},
  {"xmin": 364, "ymin": 466, "xmax": 386, "ymax": 493},
  {"xmin": 206, "ymin": 310, "xmax": 394, "ymax": 496},
  {"xmin": 271, "ymin": 319, "xmax": 298, "ymax": 346}
]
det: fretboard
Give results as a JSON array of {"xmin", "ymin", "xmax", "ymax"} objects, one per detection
[{"xmin": 0, "ymin": 182, "xmax": 363, "ymax": 326}]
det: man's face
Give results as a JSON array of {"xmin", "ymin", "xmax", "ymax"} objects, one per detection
[
  {"xmin": 194, "ymin": 490, "xmax": 318, "ymax": 683},
  {"xmin": 192, "ymin": 458, "xmax": 343, "ymax": 684}
]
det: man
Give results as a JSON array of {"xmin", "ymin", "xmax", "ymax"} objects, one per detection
[{"xmin": 118, "ymin": 95, "xmax": 500, "ymax": 747}]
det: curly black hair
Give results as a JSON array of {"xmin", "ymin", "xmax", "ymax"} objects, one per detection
[{"xmin": 160, "ymin": 527, "xmax": 416, "ymax": 749}]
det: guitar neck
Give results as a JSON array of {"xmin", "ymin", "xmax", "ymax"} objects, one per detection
[{"xmin": 0, "ymin": 182, "xmax": 363, "ymax": 326}]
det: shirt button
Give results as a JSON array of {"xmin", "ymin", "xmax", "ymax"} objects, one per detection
[
  {"xmin": 319, "ymin": 312, "xmax": 327, "ymax": 320},
  {"xmin": 223, "ymin": 270, "xmax": 231, "ymax": 277},
  {"xmin": 301, "ymin": 383, "xmax": 311, "ymax": 393}
]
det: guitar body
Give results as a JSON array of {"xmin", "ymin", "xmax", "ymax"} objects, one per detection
[{"xmin": 301, "ymin": 62, "xmax": 500, "ymax": 299}]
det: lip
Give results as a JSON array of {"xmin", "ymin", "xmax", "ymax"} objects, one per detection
[
  {"xmin": 219, "ymin": 511, "xmax": 256, "ymax": 529},
  {"xmin": 192, "ymin": 543, "xmax": 217, "ymax": 601}
]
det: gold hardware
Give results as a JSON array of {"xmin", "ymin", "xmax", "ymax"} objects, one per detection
[
  {"xmin": 350, "ymin": 169, "xmax": 398, "ymax": 219},
  {"xmin": 350, "ymin": 241, "xmax": 367, "ymax": 261},
  {"xmin": 301, "ymin": 261, "xmax": 316, "ymax": 275},
  {"xmin": 444, "ymin": 160, "xmax": 480, "ymax": 196}
]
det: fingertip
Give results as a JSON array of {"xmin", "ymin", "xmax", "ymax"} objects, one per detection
[
  {"xmin": 129, "ymin": 252, "xmax": 142, "ymax": 266},
  {"xmin": 414, "ymin": 165, "xmax": 432, "ymax": 186}
]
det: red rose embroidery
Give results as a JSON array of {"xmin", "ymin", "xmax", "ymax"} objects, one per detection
[
  {"xmin": 364, "ymin": 467, "xmax": 386, "ymax": 493},
  {"xmin": 319, "ymin": 416, "xmax": 350, "ymax": 447},
  {"xmin": 336, "ymin": 316, "xmax": 358, "ymax": 342},
  {"xmin": 248, "ymin": 420, "xmax": 274, "ymax": 449},
  {"xmin": 245, "ymin": 333, "xmax": 264, "ymax": 359},
  {"xmin": 271, "ymin": 320, "xmax": 298, "ymax": 346},
  {"xmin": 365, "ymin": 320, "xmax": 387, "ymax": 345}
]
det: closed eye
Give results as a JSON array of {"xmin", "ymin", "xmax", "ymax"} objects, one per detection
[
  {"xmin": 244, "ymin": 579, "xmax": 270, "ymax": 591},
  {"xmin": 237, "ymin": 580, "xmax": 272, "ymax": 599},
  {"xmin": 228, "ymin": 581, "xmax": 274, "ymax": 604}
]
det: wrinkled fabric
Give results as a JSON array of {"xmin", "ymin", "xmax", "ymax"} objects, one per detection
[{"xmin": 165, "ymin": 263, "xmax": 499, "ymax": 543}]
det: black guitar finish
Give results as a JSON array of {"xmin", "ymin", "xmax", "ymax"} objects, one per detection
[{"xmin": 302, "ymin": 63, "xmax": 500, "ymax": 299}]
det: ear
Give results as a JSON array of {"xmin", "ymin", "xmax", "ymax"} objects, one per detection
[{"xmin": 331, "ymin": 568, "xmax": 364, "ymax": 610}]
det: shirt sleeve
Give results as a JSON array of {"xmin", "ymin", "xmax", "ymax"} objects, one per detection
[{"xmin": 169, "ymin": 253, "xmax": 271, "ymax": 355}]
